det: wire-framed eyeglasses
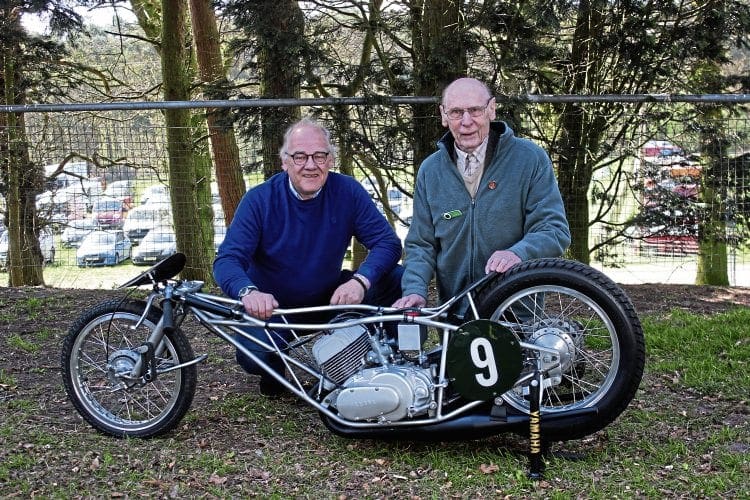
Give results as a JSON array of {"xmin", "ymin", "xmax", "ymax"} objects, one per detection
[
  {"xmin": 285, "ymin": 151, "xmax": 330, "ymax": 166},
  {"xmin": 442, "ymin": 97, "xmax": 493, "ymax": 121}
]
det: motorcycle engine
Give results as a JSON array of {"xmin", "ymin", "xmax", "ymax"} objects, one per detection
[
  {"xmin": 312, "ymin": 324, "xmax": 372, "ymax": 385},
  {"xmin": 312, "ymin": 326, "xmax": 435, "ymax": 423}
]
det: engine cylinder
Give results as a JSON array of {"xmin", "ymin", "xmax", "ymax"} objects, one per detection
[{"xmin": 312, "ymin": 325, "xmax": 371, "ymax": 384}]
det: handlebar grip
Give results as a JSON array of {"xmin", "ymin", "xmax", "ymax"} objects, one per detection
[
  {"xmin": 161, "ymin": 298, "xmax": 175, "ymax": 334},
  {"xmin": 184, "ymin": 294, "xmax": 241, "ymax": 318}
]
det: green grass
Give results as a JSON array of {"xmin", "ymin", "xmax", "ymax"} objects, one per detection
[
  {"xmin": 643, "ymin": 307, "xmax": 750, "ymax": 398},
  {"xmin": 6, "ymin": 334, "xmax": 39, "ymax": 353},
  {"xmin": 0, "ymin": 369, "xmax": 16, "ymax": 386}
]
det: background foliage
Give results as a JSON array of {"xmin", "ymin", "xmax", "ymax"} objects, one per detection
[{"xmin": 1, "ymin": 1, "xmax": 750, "ymax": 287}]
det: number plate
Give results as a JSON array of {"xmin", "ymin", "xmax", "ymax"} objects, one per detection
[{"xmin": 446, "ymin": 320, "xmax": 523, "ymax": 401}]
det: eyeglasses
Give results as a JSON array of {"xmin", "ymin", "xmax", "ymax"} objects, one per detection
[
  {"xmin": 442, "ymin": 97, "xmax": 493, "ymax": 121},
  {"xmin": 285, "ymin": 151, "xmax": 330, "ymax": 166}
]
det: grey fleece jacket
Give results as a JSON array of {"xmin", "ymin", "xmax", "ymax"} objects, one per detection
[{"xmin": 401, "ymin": 121, "xmax": 571, "ymax": 305}]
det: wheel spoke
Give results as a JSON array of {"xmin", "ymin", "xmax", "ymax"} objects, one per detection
[{"xmin": 492, "ymin": 284, "xmax": 620, "ymax": 414}]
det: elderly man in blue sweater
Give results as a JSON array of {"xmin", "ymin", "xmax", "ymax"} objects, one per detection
[
  {"xmin": 394, "ymin": 77, "xmax": 571, "ymax": 311},
  {"xmin": 214, "ymin": 118, "xmax": 403, "ymax": 395}
]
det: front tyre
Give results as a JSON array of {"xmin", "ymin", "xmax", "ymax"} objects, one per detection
[
  {"xmin": 61, "ymin": 299, "xmax": 197, "ymax": 438},
  {"xmin": 473, "ymin": 258, "xmax": 645, "ymax": 440}
]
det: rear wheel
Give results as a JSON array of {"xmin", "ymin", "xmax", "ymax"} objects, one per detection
[
  {"xmin": 61, "ymin": 299, "xmax": 197, "ymax": 438},
  {"xmin": 473, "ymin": 258, "xmax": 645, "ymax": 440}
]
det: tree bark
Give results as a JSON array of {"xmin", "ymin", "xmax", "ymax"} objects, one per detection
[
  {"xmin": 188, "ymin": 0, "xmax": 245, "ymax": 225},
  {"xmin": 695, "ymin": 104, "xmax": 729, "ymax": 285},
  {"xmin": 162, "ymin": 0, "xmax": 214, "ymax": 284},
  {"xmin": 256, "ymin": 0, "xmax": 303, "ymax": 179},
  {"xmin": 1, "ymin": 12, "xmax": 45, "ymax": 286},
  {"xmin": 693, "ymin": 1, "xmax": 730, "ymax": 285},
  {"xmin": 410, "ymin": 0, "xmax": 465, "ymax": 180}
]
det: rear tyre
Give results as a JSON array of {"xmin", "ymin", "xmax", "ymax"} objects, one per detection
[
  {"xmin": 61, "ymin": 299, "xmax": 197, "ymax": 438},
  {"xmin": 473, "ymin": 258, "xmax": 645, "ymax": 440}
]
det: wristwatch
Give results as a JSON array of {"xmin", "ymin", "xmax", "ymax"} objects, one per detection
[{"xmin": 237, "ymin": 285, "xmax": 258, "ymax": 300}]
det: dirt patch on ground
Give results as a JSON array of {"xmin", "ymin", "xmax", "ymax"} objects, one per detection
[{"xmin": 620, "ymin": 283, "xmax": 750, "ymax": 316}]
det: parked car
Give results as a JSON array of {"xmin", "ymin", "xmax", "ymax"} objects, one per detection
[
  {"xmin": 132, "ymin": 226, "xmax": 177, "ymax": 265},
  {"xmin": 0, "ymin": 228, "xmax": 55, "ymax": 268},
  {"xmin": 395, "ymin": 204, "xmax": 412, "ymax": 242},
  {"xmin": 123, "ymin": 205, "xmax": 172, "ymax": 244},
  {"xmin": 141, "ymin": 183, "xmax": 169, "ymax": 206},
  {"xmin": 36, "ymin": 189, "xmax": 87, "ymax": 229},
  {"xmin": 44, "ymin": 161, "xmax": 91, "ymax": 191},
  {"xmin": 103, "ymin": 180, "xmax": 136, "ymax": 208},
  {"xmin": 141, "ymin": 192, "xmax": 172, "ymax": 211},
  {"xmin": 213, "ymin": 204, "xmax": 226, "ymax": 253},
  {"xmin": 387, "ymin": 187, "xmax": 407, "ymax": 215},
  {"xmin": 60, "ymin": 217, "xmax": 98, "ymax": 248},
  {"xmin": 641, "ymin": 140, "xmax": 684, "ymax": 159},
  {"xmin": 58, "ymin": 179, "xmax": 105, "ymax": 211},
  {"xmin": 92, "ymin": 196, "xmax": 128, "ymax": 229},
  {"xmin": 76, "ymin": 230, "xmax": 132, "ymax": 267}
]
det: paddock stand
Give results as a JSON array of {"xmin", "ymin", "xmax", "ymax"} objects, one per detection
[{"xmin": 527, "ymin": 368, "xmax": 546, "ymax": 480}]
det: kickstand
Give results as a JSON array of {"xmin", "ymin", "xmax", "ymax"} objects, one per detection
[{"xmin": 527, "ymin": 367, "xmax": 544, "ymax": 480}]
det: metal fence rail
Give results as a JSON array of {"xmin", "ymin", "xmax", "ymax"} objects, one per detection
[{"xmin": 2, "ymin": 95, "xmax": 749, "ymax": 288}]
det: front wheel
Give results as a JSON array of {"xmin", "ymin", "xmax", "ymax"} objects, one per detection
[
  {"xmin": 473, "ymin": 258, "xmax": 645, "ymax": 440},
  {"xmin": 61, "ymin": 299, "xmax": 197, "ymax": 438}
]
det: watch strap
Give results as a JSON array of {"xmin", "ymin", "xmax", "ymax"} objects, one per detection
[{"xmin": 238, "ymin": 285, "xmax": 258, "ymax": 299}]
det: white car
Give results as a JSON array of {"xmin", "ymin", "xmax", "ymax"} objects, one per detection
[
  {"xmin": 213, "ymin": 203, "xmax": 226, "ymax": 253},
  {"xmin": 141, "ymin": 192, "xmax": 172, "ymax": 211},
  {"xmin": 76, "ymin": 230, "xmax": 132, "ymax": 267},
  {"xmin": 141, "ymin": 183, "xmax": 170, "ymax": 205},
  {"xmin": 61, "ymin": 218, "xmax": 98, "ymax": 248},
  {"xmin": 36, "ymin": 189, "xmax": 87, "ymax": 228},
  {"xmin": 123, "ymin": 205, "xmax": 172, "ymax": 244},
  {"xmin": 132, "ymin": 227, "xmax": 177, "ymax": 265},
  {"xmin": 395, "ymin": 204, "xmax": 412, "ymax": 242},
  {"xmin": 103, "ymin": 180, "xmax": 136, "ymax": 208},
  {"xmin": 0, "ymin": 228, "xmax": 55, "ymax": 268}
]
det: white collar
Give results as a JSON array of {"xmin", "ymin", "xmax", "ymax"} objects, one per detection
[
  {"xmin": 288, "ymin": 177, "xmax": 321, "ymax": 200},
  {"xmin": 455, "ymin": 137, "xmax": 489, "ymax": 165}
]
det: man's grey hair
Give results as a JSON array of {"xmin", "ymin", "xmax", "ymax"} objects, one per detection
[{"xmin": 279, "ymin": 118, "xmax": 337, "ymax": 162}]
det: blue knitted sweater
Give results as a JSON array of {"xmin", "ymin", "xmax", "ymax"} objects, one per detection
[{"xmin": 213, "ymin": 172, "xmax": 402, "ymax": 307}]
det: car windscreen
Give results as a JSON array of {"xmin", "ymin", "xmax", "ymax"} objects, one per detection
[
  {"xmin": 85, "ymin": 233, "xmax": 116, "ymax": 245},
  {"xmin": 94, "ymin": 200, "xmax": 122, "ymax": 211}
]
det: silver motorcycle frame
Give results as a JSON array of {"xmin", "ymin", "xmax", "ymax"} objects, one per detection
[{"xmin": 128, "ymin": 275, "xmax": 554, "ymax": 430}]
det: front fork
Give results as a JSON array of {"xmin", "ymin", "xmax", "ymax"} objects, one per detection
[
  {"xmin": 122, "ymin": 290, "xmax": 206, "ymax": 385},
  {"xmin": 123, "ymin": 289, "xmax": 177, "ymax": 383}
]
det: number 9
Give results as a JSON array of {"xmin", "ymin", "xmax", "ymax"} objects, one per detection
[{"xmin": 470, "ymin": 337, "xmax": 499, "ymax": 387}]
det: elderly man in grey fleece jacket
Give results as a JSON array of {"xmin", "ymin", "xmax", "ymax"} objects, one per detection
[{"xmin": 393, "ymin": 77, "xmax": 571, "ymax": 311}]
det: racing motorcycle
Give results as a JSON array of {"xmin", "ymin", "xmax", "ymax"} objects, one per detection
[{"xmin": 61, "ymin": 253, "xmax": 644, "ymax": 473}]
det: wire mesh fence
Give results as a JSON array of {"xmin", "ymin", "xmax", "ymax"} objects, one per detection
[{"xmin": 1, "ymin": 96, "xmax": 749, "ymax": 288}]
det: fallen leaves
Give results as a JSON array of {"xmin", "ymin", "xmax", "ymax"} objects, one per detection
[{"xmin": 479, "ymin": 463, "xmax": 499, "ymax": 474}]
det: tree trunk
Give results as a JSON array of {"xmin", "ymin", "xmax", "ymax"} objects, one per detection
[
  {"xmin": 695, "ymin": 104, "xmax": 729, "ymax": 285},
  {"xmin": 410, "ymin": 0, "xmax": 465, "ymax": 180},
  {"xmin": 188, "ymin": 0, "xmax": 245, "ymax": 225},
  {"xmin": 549, "ymin": 1, "xmax": 606, "ymax": 264},
  {"xmin": 162, "ymin": 0, "xmax": 214, "ymax": 284},
  {"xmin": 256, "ymin": 0, "xmax": 303, "ymax": 179},
  {"xmin": 693, "ymin": 2, "xmax": 730, "ymax": 285},
  {"xmin": 1, "ymin": 17, "xmax": 44, "ymax": 286},
  {"xmin": 555, "ymin": 113, "xmax": 594, "ymax": 264}
]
